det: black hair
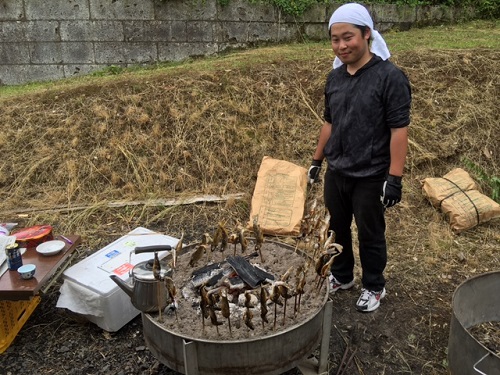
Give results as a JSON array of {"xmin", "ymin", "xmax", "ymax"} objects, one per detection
[
  {"xmin": 328, "ymin": 24, "xmax": 371, "ymax": 40},
  {"xmin": 353, "ymin": 24, "xmax": 369, "ymax": 38}
]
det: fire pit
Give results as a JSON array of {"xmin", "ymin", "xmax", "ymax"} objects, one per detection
[
  {"xmin": 142, "ymin": 240, "xmax": 331, "ymax": 375},
  {"xmin": 448, "ymin": 271, "xmax": 500, "ymax": 375}
]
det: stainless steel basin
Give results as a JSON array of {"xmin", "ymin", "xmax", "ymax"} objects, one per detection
[{"xmin": 448, "ymin": 271, "xmax": 500, "ymax": 375}]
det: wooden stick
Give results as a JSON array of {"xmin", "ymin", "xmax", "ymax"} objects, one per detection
[
  {"xmin": 273, "ymin": 303, "xmax": 277, "ymax": 331},
  {"xmin": 283, "ymin": 299, "xmax": 287, "ymax": 325},
  {"xmin": 2, "ymin": 193, "xmax": 246, "ymax": 215}
]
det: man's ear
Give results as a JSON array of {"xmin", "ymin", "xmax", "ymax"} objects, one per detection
[{"xmin": 365, "ymin": 26, "xmax": 372, "ymax": 41}]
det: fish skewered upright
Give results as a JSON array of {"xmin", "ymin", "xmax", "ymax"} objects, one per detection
[
  {"xmin": 220, "ymin": 288, "xmax": 232, "ymax": 334},
  {"xmin": 270, "ymin": 283, "xmax": 283, "ymax": 330},
  {"xmin": 315, "ymin": 243, "xmax": 343, "ymax": 291},
  {"xmin": 252, "ymin": 216, "xmax": 265, "ymax": 262},
  {"xmin": 260, "ymin": 285, "xmax": 270, "ymax": 328}
]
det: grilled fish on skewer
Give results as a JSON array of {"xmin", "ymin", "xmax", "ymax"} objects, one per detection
[
  {"xmin": 199, "ymin": 286, "xmax": 210, "ymax": 330},
  {"xmin": 318, "ymin": 255, "xmax": 336, "ymax": 290},
  {"xmin": 229, "ymin": 232, "xmax": 239, "ymax": 255},
  {"xmin": 318, "ymin": 213, "xmax": 331, "ymax": 245},
  {"xmin": 276, "ymin": 281, "xmax": 294, "ymax": 325},
  {"xmin": 323, "ymin": 230, "xmax": 335, "ymax": 251},
  {"xmin": 154, "ymin": 253, "xmax": 163, "ymax": 322},
  {"xmin": 173, "ymin": 232, "xmax": 184, "ymax": 270},
  {"xmin": 219, "ymin": 222, "xmax": 229, "ymax": 254},
  {"xmin": 153, "ymin": 252, "xmax": 161, "ymax": 280},
  {"xmin": 315, "ymin": 253, "xmax": 332, "ymax": 278},
  {"xmin": 315, "ymin": 244, "xmax": 343, "ymax": 290},
  {"xmin": 220, "ymin": 288, "xmax": 231, "ymax": 334},
  {"xmin": 270, "ymin": 283, "xmax": 282, "ymax": 330},
  {"xmin": 211, "ymin": 225, "xmax": 222, "ymax": 252},
  {"xmin": 164, "ymin": 276, "xmax": 178, "ymax": 319},
  {"xmin": 294, "ymin": 268, "xmax": 307, "ymax": 315},
  {"xmin": 237, "ymin": 223, "xmax": 248, "ymax": 254},
  {"xmin": 244, "ymin": 290, "xmax": 254, "ymax": 309},
  {"xmin": 202, "ymin": 232, "xmax": 212, "ymax": 246},
  {"xmin": 280, "ymin": 266, "xmax": 294, "ymax": 282},
  {"xmin": 252, "ymin": 215, "xmax": 265, "ymax": 262},
  {"xmin": 208, "ymin": 306, "xmax": 223, "ymax": 334},
  {"xmin": 243, "ymin": 307, "xmax": 255, "ymax": 330},
  {"xmin": 260, "ymin": 286, "xmax": 270, "ymax": 327},
  {"xmin": 270, "ymin": 283, "xmax": 283, "ymax": 306},
  {"xmin": 189, "ymin": 244, "xmax": 207, "ymax": 267}
]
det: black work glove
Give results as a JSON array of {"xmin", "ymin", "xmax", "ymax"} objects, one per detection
[
  {"xmin": 308, "ymin": 159, "xmax": 323, "ymax": 184},
  {"xmin": 380, "ymin": 174, "xmax": 403, "ymax": 208}
]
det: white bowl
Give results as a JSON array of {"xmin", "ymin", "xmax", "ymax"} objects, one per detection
[
  {"xmin": 36, "ymin": 240, "xmax": 65, "ymax": 256},
  {"xmin": 18, "ymin": 264, "xmax": 36, "ymax": 279}
]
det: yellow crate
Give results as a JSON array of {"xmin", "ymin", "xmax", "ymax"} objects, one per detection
[{"xmin": 0, "ymin": 296, "xmax": 41, "ymax": 354}]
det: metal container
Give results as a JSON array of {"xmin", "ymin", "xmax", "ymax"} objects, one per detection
[
  {"xmin": 5, "ymin": 243, "xmax": 23, "ymax": 271},
  {"xmin": 142, "ymin": 241, "xmax": 331, "ymax": 375},
  {"xmin": 143, "ymin": 297, "xmax": 328, "ymax": 375},
  {"xmin": 109, "ymin": 245, "xmax": 173, "ymax": 313},
  {"xmin": 448, "ymin": 271, "xmax": 500, "ymax": 375}
]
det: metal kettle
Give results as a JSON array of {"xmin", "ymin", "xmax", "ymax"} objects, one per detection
[{"xmin": 110, "ymin": 245, "xmax": 172, "ymax": 313}]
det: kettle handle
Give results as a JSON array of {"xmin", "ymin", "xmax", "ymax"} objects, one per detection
[{"xmin": 134, "ymin": 245, "xmax": 172, "ymax": 254}]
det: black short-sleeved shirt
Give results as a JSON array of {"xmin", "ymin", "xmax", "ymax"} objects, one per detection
[{"xmin": 323, "ymin": 55, "xmax": 411, "ymax": 178}]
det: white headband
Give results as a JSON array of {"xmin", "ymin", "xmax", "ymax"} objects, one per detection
[{"xmin": 328, "ymin": 3, "xmax": 391, "ymax": 69}]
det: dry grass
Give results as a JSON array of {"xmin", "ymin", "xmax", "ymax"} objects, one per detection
[{"xmin": 0, "ymin": 42, "xmax": 499, "ymax": 374}]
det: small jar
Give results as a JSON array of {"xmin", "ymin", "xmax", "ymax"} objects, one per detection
[{"xmin": 6, "ymin": 242, "xmax": 23, "ymax": 271}]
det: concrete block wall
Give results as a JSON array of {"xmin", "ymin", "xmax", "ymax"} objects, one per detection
[{"xmin": 0, "ymin": 0, "xmax": 476, "ymax": 86}]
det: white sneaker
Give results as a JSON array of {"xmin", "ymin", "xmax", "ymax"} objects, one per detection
[
  {"xmin": 356, "ymin": 288, "xmax": 386, "ymax": 312},
  {"xmin": 329, "ymin": 274, "xmax": 355, "ymax": 295}
]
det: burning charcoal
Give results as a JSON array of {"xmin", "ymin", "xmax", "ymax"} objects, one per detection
[
  {"xmin": 252, "ymin": 264, "xmax": 275, "ymax": 284},
  {"xmin": 227, "ymin": 276, "xmax": 245, "ymax": 291},
  {"xmin": 226, "ymin": 256, "xmax": 263, "ymax": 288},
  {"xmin": 191, "ymin": 262, "xmax": 223, "ymax": 288}
]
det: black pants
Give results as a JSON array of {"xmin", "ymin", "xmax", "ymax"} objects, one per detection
[{"xmin": 324, "ymin": 169, "xmax": 387, "ymax": 292}]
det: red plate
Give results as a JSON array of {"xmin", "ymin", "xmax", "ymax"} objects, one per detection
[{"xmin": 12, "ymin": 225, "xmax": 54, "ymax": 249}]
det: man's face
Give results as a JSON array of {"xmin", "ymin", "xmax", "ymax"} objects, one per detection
[{"xmin": 330, "ymin": 23, "xmax": 371, "ymax": 69}]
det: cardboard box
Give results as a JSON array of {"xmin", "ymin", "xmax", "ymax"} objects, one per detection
[{"xmin": 56, "ymin": 227, "xmax": 179, "ymax": 332}]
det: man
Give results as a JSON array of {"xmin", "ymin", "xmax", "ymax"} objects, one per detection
[{"xmin": 308, "ymin": 3, "xmax": 411, "ymax": 312}]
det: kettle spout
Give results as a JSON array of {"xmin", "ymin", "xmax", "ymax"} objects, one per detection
[{"xmin": 110, "ymin": 275, "xmax": 134, "ymax": 298}]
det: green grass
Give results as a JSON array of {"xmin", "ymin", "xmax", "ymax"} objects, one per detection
[
  {"xmin": 385, "ymin": 19, "xmax": 500, "ymax": 51},
  {"xmin": 0, "ymin": 19, "xmax": 498, "ymax": 99}
]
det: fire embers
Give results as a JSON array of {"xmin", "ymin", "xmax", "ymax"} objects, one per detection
[
  {"xmin": 194, "ymin": 262, "xmax": 314, "ymax": 337},
  {"xmin": 154, "ymin": 209, "xmax": 338, "ymax": 340}
]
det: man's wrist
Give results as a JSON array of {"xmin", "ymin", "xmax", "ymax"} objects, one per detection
[
  {"xmin": 387, "ymin": 174, "xmax": 402, "ymax": 184},
  {"xmin": 311, "ymin": 159, "xmax": 323, "ymax": 167}
]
